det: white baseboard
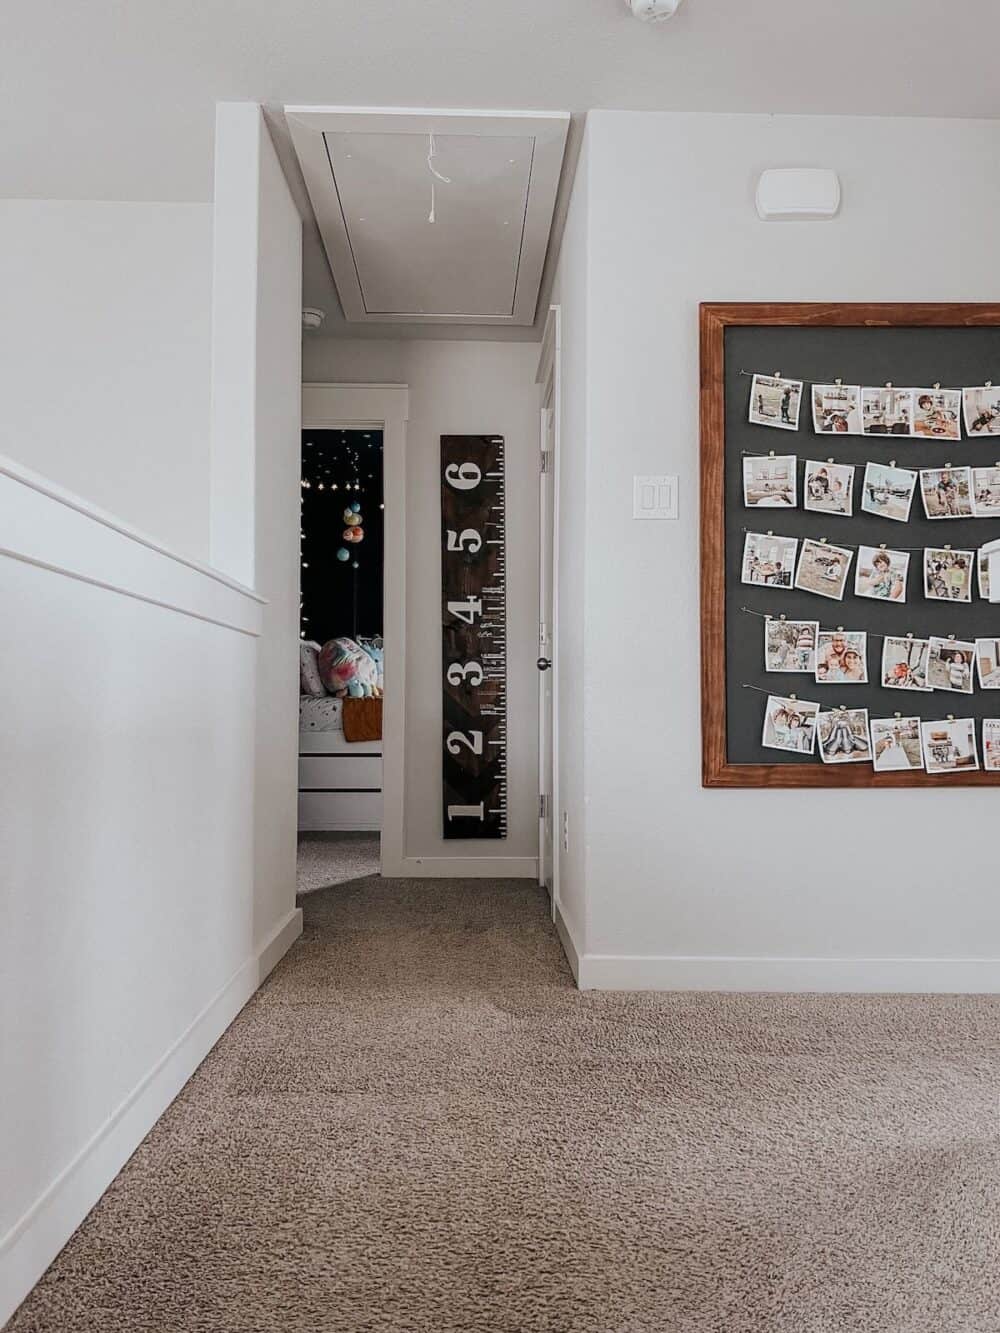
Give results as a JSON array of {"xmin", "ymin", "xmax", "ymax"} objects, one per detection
[
  {"xmin": 553, "ymin": 902, "xmax": 582, "ymax": 984},
  {"xmin": 384, "ymin": 855, "xmax": 538, "ymax": 880},
  {"xmin": 575, "ymin": 953, "xmax": 1000, "ymax": 992},
  {"xmin": 0, "ymin": 908, "xmax": 302, "ymax": 1328}
]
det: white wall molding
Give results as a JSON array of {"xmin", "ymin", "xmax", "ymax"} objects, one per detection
[
  {"xmin": 553, "ymin": 901, "xmax": 582, "ymax": 984},
  {"xmin": 0, "ymin": 453, "xmax": 263, "ymax": 636},
  {"xmin": 576, "ymin": 953, "xmax": 1000, "ymax": 993},
  {"xmin": 0, "ymin": 913, "xmax": 301, "ymax": 1326},
  {"xmin": 391, "ymin": 856, "xmax": 538, "ymax": 879}
]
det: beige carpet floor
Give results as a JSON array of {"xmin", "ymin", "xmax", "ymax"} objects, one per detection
[
  {"xmin": 296, "ymin": 832, "xmax": 381, "ymax": 894},
  {"xmin": 9, "ymin": 877, "xmax": 1000, "ymax": 1333}
]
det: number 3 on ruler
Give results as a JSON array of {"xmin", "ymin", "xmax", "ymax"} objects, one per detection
[
  {"xmin": 446, "ymin": 730, "xmax": 483, "ymax": 756},
  {"xmin": 446, "ymin": 661, "xmax": 484, "ymax": 686}
]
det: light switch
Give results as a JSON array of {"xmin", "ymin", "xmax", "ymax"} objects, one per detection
[{"xmin": 633, "ymin": 474, "xmax": 678, "ymax": 520}]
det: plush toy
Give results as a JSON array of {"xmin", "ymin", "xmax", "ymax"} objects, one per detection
[
  {"xmin": 318, "ymin": 637, "xmax": 382, "ymax": 698},
  {"xmin": 357, "ymin": 635, "xmax": 384, "ymax": 692}
]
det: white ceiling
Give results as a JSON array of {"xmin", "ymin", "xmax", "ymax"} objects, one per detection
[{"xmin": 7, "ymin": 0, "xmax": 1000, "ymax": 336}]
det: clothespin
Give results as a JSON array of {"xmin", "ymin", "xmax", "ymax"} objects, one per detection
[
  {"xmin": 933, "ymin": 382, "xmax": 941, "ymax": 391},
  {"xmin": 889, "ymin": 459, "xmax": 897, "ymax": 468},
  {"xmin": 766, "ymin": 529, "xmax": 774, "ymax": 537},
  {"xmin": 885, "ymin": 381, "xmax": 893, "ymax": 389},
  {"xmin": 948, "ymin": 633, "xmax": 956, "ymax": 641},
  {"xmin": 834, "ymin": 377, "xmax": 843, "ymax": 386},
  {"xmin": 836, "ymin": 625, "xmax": 845, "ymax": 632},
  {"xmin": 947, "ymin": 713, "xmax": 955, "ymax": 722},
  {"xmin": 879, "ymin": 543, "xmax": 887, "ymax": 550},
  {"xmin": 906, "ymin": 632, "xmax": 914, "ymax": 640},
  {"xmin": 768, "ymin": 450, "xmax": 775, "ymax": 459},
  {"xmin": 774, "ymin": 370, "xmax": 782, "ymax": 379},
  {"xmin": 895, "ymin": 712, "xmax": 902, "ymax": 720},
  {"xmin": 778, "ymin": 613, "xmax": 786, "ymax": 621},
  {"xmin": 820, "ymin": 537, "xmax": 828, "ymax": 545},
  {"xmin": 944, "ymin": 544, "xmax": 952, "ymax": 552},
  {"xmin": 987, "ymin": 381, "xmax": 993, "ymax": 389},
  {"xmin": 827, "ymin": 457, "xmax": 835, "ymax": 465},
  {"xmin": 789, "ymin": 693, "xmax": 797, "ymax": 702}
]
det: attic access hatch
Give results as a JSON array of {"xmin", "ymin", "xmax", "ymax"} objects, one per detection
[{"xmin": 285, "ymin": 107, "xmax": 569, "ymax": 326}]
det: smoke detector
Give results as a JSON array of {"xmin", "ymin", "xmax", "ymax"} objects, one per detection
[
  {"xmin": 302, "ymin": 307, "xmax": 326, "ymax": 331},
  {"xmin": 626, "ymin": 0, "xmax": 683, "ymax": 19}
]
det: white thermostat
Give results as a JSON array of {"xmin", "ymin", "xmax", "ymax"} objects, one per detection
[
  {"xmin": 633, "ymin": 475, "xmax": 678, "ymax": 520},
  {"xmin": 755, "ymin": 169, "xmax": 841, "ymax": 221}
]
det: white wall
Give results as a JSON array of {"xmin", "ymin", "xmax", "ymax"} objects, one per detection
[
  {"xmin": 572, "ymin": 111, "xmax": 1000, "ymax": 988},
  {"xmin": 0, "ymin": 460, "xmax": 301, "ymax": 1324},
  {"xmin": 210, "ymin": 104, "xmax": 302, "ymax": 951},
  {"xmin": 548, "ymin": 136, "xmax": 590, "ymax": 951},
  {"xmin": 0, "ymin": 105, "xmax": 304, "ymax": 1323},
  {"xmin": 0, "ymin": 199, "xmax": 213, "ymax": 561},
  {"xmin": 304, "ymin": 337, "xmax": 541, "ymax": 869}
]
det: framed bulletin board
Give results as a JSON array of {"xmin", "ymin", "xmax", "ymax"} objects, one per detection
[{"xmin": 700, "ymin": 302, "xmax": 1000, "ymax": 788}]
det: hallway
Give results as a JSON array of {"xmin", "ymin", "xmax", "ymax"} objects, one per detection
[{"xmin": 8, "ymin": 878, "xmax": 1000, "ymax": 1332}]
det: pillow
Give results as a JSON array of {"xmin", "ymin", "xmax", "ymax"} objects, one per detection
[{"xmin": 299, "ymin": 640, "xmax": 325, "ymax": 697}]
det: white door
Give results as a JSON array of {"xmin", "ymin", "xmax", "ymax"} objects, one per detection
[{"xmin": 538, "ymin": 401, "xmax": 555, "ymax": 895}]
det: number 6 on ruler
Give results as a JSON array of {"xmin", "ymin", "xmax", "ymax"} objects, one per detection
[
  {"xmin": 444, "ymin": 462, "xmax": 481, "ymax": 490},
  {"xmin": 446, "ymin": 730, "xmax": 483, "ymax": 756}
]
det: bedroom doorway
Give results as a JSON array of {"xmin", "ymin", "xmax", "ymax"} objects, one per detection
[{"xmin": 297, "ymin": 383, "xmax": 409, "ymax": 882}]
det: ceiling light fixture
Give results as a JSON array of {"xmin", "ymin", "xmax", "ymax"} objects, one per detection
[{"xmin": 626, "ymin": 0, "xmax": 683, "ymax": 20}]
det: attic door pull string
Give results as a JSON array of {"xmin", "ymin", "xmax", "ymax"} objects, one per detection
[{"xmin": 427, "ymin": 132, "xmax": 451, "ymax": 224}]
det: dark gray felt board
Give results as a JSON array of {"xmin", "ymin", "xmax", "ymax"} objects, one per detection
[{"xmin": 724, "ymin": 324, "xmax": 1000, "ymax": 764}]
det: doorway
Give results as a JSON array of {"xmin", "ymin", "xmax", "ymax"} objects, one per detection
[{"xmin": 298, "ymin": 383, "xmax": 409, "ymax": 879}]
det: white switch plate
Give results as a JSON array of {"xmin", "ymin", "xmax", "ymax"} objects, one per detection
[{"xmin": 633, "ymin": 474, "xmax": 678, "ymax": 520}]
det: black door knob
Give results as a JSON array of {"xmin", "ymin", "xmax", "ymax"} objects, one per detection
[{"xmin": 536, "ymin": 657, "xmax": 552, "ymax": 671}]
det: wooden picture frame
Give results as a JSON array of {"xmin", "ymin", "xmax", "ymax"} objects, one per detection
[{"xmin": 700, "ymin": 301, "xmax": 1000, "ymax": 788}]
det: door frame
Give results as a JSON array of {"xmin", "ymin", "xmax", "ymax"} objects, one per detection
[
  {"xmin": 535, "ymin": 306, "xmax": 561, "ymax": 919},
  {"xmin": 301, "ymin": 382, "xmax": 409, "ymax": 876}
]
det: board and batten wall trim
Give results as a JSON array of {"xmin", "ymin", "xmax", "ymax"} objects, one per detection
[
  {"xmin": 0, "ymin": 453, "xmax": 303, "ymax": 1325},
  {"xmin": 700, "ymin": 301, "xmax": 1000, "ymax": 789}
]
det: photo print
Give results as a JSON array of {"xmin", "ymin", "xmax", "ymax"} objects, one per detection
[
  {"xmin": 862, "ymin": 386, "xmax": 913, "ymax": 436},
  {"xmin": 963, "ymin": 386, "xmax": 1000, "ymax": 437},
  {"xmin": 983, "ymin": 719, "xmax": 1000, "ymax": 771},
  {"xmin": 975, "ymin": 638, "xmax": 1000, "ymax": 690},
  {"xmin": 911, "ymin": 388, "xmax": 962, "ymax": 441},
  {"xmin": 748, "ymin": 374, "xmax": 803, "ymax": 431},
  {"xmin": 803, "ymin": 459, "xmax": 854, "ymax": 517},
  {"xmin": 764, "ymin": 618, "xmax": 819, "ymax": 673},
  {"xmin": 926, "ymin": 637, "xmax": 975, "ymax": 694},
  {"xmin": 812, "ymin": 383, "xmax": 862, "ymax": 435},
  {"xmin": 815, "ymin": 630, "xmax": 868, "ymax": 684},
  {"xmin": 742, "ymin": 454, "xmax": 797, "ymax": 507},
  {"xmin": 919, "ymin": 466, "xmax": 973, "ymax": 519},
  {"xmin": 860, "ymin": 461, "xmax": 917, "ymax": 524},
  {"xmin": 923, "ymin": 547, "xmax": 974, "ymax": 603},
  {"xmin": 794, "ymin": 538, "xmax": 853, "ymax": 600},
  {"xmin": 979, "ymin": 547, "xmax": 991, "ymax": 601},
  {"xmin": 972, "ymin": 466, "xmax": 1000, "ymax": 517},
  {"xmin": 855, "ymin": 545, "xmax": 909, "ymax": 602},
  {"xmin": 881, "ymin": 635, "xmax": 931, "ymax": 691},
  {"xmin": 920, "ymin": 717, "xmax": 979, "ymax": 774},
  {"xmin": 869, "ymin": 716, "xmax": 924, "ymax": 772},
  {"xmin": 741, "ymin": 532, "xmax": 798, "ymax": 589},
  {"xmin": 817, "ymin": 708, "xmax": 872, "ymax": 764},
  {"xmin": 761, "ymin": 694, "xmax": 819, "ymax": 754}
]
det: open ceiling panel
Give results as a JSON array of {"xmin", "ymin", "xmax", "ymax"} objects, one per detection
[{"xmin": 285, "ymin": 107, "xmax": 569, "ymax": 326}]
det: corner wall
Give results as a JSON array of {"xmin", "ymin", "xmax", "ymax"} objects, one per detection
[{"xmin": 576, "ymin": 111, "xmax": 1000, "ymax": 988}]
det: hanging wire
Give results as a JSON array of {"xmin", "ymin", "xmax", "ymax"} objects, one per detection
[{"xmin": 739, "ymin": 525, "xmax": 978, "ymax": 554}]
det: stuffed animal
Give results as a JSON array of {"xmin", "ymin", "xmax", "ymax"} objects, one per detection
[
  {"xmin": 357, "ymin": 636, "xmax": 384, "ymax": 692},
  {"xmin": 318, "ymin": 637, "xmax": 382, "ymax": 698}
]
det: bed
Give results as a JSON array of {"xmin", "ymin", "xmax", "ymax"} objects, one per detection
[{"xmin": 298, "ymin": 695, "xmax": 382, "ymax": 831}]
